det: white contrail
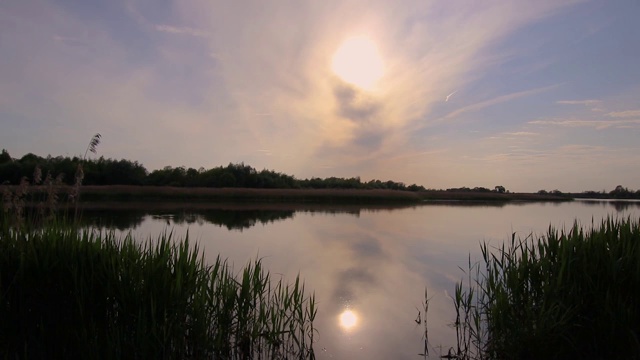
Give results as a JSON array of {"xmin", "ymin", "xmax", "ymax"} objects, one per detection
[{"xmin": 445, "ymin": 90, "xmax": 458, "ymax": 102}]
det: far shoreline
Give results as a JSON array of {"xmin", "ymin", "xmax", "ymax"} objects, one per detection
[{"xmin": 13, "ymin": 185, "xmax": 572, "ymax": 205}]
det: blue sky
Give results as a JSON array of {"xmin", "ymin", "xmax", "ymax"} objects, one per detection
[{"xmin": 1, "ymin": 0, "xmax": 639, "ymax": 192}]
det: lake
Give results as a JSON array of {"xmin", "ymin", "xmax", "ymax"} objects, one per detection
[{"xmin": 81, "ymin": 199, "xmax": 640, "ymax": 359}]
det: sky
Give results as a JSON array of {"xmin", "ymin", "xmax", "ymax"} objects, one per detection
[{"xmin": 1, "ymin": 0, "xmax": 639, "ymax": 192}]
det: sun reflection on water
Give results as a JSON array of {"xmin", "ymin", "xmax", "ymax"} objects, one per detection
[{"xmin": 339, "ymin": 309, "xmax": 358, "ymax": 331}]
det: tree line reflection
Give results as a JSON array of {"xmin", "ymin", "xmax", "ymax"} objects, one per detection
[
  {"xmin": 75, "ymin": 200, "xmax": 640, "ymax": 231},
  {"xmin": 77, "ymin": 204, "xmax": 409, "ymax": 231},
  {"xmin": 79, "ymin": 208, "xmax": 296, "ymax": 231}
]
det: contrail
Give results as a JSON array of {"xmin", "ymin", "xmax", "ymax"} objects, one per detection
[{"xmin": 445, "ymin": 90, "xmax": 457, "ymax": 102}]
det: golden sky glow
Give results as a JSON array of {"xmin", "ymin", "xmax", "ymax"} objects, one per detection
[
  {"xmin": 331, "ymin": 36, "xmax": 384, "ymax": 90},
  {"xmin": 3, "ymin": 1, "xmax": 640, "ymax": 192}
]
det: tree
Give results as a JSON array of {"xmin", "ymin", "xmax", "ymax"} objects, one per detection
[
  {"xmin": 0, "ymin": 149, "xmax": 12, "ymax": 164},
  {"xmin": 219, "ymin": 172, "xmax": 236, "ymax": 187},
  {"xmin": 610, "ymin": 185, "xmax": 632, "ymax": 199},
  {"xmin": 494, "ymin": 185, "xmax": 506, "ymax": 193}
]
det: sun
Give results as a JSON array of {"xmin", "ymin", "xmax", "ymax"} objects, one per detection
[{"xmin": 331, "ymin": 36, "xmax": 384, "ymax": 90}]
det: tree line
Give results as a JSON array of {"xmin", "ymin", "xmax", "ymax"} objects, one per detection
[
  {"xmin": 3, "ymin": 149, "xmax": 638, "ymax": 197},
  {"xmin": 569, "ymin": 185, "xmax": 640, "ymax": 200},
  {"xmin": 0, "ymin": 149, "xmax": 425, "ymax": 191}
]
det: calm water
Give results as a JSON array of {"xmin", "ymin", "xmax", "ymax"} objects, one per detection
[{"xmin": 83, "ymin": 200, "xmax": 640, "ymax": 359}]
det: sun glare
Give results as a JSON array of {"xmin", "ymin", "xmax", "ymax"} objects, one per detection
[
  {"xmin": 339, "ymin": 309, "xmax": 358, "ymax": 330},
  {"xmin": 331, "ymin": 36, "xmax": 384, "ymax": 90}
]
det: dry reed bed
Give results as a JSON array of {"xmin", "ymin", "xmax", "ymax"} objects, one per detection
[
  {"xmin": 5, "ymin": 184, "xmax": 569, "ymax": 204},
  {"xmin": 81, "ymin": 186, "xmax": 421, "ymax": 199}
]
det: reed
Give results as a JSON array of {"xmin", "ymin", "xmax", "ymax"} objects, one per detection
[
  {"xmin": 1, "ymin": 135, "xmax": 315, "ymax": 358},
  {"xmin": 448, "ymin": 217, "xmax": 640, "ymax": 359},
  {"xmin": 0, "ymin": 223, "xmax": 316, "ymax": 359}
]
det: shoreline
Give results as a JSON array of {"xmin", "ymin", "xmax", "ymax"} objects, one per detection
[{"xmin": 7, "ymin": 185, "xmax": 572, "ymax": 204}]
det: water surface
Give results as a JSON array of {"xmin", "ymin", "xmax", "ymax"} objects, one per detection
[{"xmin": 83, "ymin": 200, "xmax": 640, "ymax": 359}]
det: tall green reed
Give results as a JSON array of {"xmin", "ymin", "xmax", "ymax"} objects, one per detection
[
  {"xmin": 0, "ymin": 224, "xmax": 315, "ymax": 359},
  {"xmin": 1, "ymin": 134, "xmax": 316, "ymax": 358},
  {"xmin": 448, "ymin": 217, "xmax": 640, "ymax": 359}
]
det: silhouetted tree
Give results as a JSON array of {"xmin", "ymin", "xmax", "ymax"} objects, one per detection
[
  {"xmin": 0, "ymin": 149, "xmax": 12, "ymax": 164},
  {"xmin": 0, "ymin": 149, "xmax": 432, "ymax": 192},
  {"xmin": 610, "ymin": 185, "xmax": 633, "ymax": 199}
]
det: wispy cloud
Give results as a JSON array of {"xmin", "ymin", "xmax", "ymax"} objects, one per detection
[
  {"xmin": 607, "ymin": 110, "xmax": 640, "ymax": 118},
  {"xmin": 556, "ymin": 144, "xmax": 607, "ymax": 154},
  {"xmin": 529, "ymin": 118, "xmax": 640, "ymax": 129},
  {"xmin": 12, "ymin": 0, "xmax": 631, "ymax": 192},
  {"xmin": 555, "ymin": 100, "xmax": 610, "ymax": 114},
  {"xmin": 177, "ymin": 0, "xmax": 586, "ymax": 180},
  {"xmin": 504, "ymin": 131, "xmax": 539, "ymax": 136},
  {"xmin": 556, "ymin": 99, "xmax": 601, "ymax": 106},
  {"xmin": 441, "ymin": 84, "xmax": 560, "ymax": 121},
  {"xmin": 485, "ymin": 131, "xmax": 540, "ymax": 141},
  {"xmin": 51, "ymin": 35, "xmax": 90, "ymax": 47},
  {"xmin": 445, "ymin": 90, "xmax": 457, "ymax": 102},
  {"xmin": 155, "ymin": 25, "xmax": 210, "ymax": 38}
]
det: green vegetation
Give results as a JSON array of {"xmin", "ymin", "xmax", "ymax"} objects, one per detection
[
  {"xmin": 447, "ymin": 218, "xmax": 640, "ymax": 359},
  {"xmin": 0, "ymin": 223, "xmax": 316, "ymax": 359},
  {"xmin": 537, "ymin": 185, "xmax": 640, "ymax": 200},
  {"xmin": 0, "ymin": 147, "xmax": 581, "ymax": 202},
  {"xmin": 0, "ymin": 148, "xmax": 422, "ymax": 191},
  {"xmin": 572, "ymin": 185, "xmax": 640, "ymax": 200},
  {"xmin": 0, "ymin": 158, "xmax": 317, "ymax": 359}
]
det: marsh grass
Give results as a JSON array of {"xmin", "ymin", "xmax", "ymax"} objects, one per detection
[
  {"xmin": 1, "ymin": 166, "xmax": 70, "ymax": 228},
  {"xmin": 1, "ymin": 151, "xmax": 316, "ymax": 359},
  {"xmin": 2, "ymin": 133, "xmax": 99, "ymax": 227},
  {"xmin": 3, "ymin": 185, "xmax": 569, "ymax": 204},
  {"xmin": 0, "ymin": 224, "xmax": 316, "ymax": 359},
  {"xmin": 448, "ymin": 218, "xmax": 640, "ymax": 359}
]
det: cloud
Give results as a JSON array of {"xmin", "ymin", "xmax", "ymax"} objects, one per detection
[
  {"xmin": 556, "ymin": 99, "xmax": 601, "ymax": 106},
  {"xmin": 333, "ymin": 85, "xmax": 380, "ymax": 122},
  {"xmin": 504, "ymin": 131, "xmax": 539, "ymax": 136},
  {"xmin": 324, "ymin": 83, "xmax": 389, "ymax": 155},
  {"xmin": 607, "ymin": 110, "xmax": 640, "ymax": 118},
  {"xmin": 51, "ymin": 35, "xmax": 90, "ymax": 47},
  {"xmin": 557, "ymin": 144, "xmax": 606, "ymax": 153},
  {"xmin": 176, "ymin": 0, "xmax": 582, "ymax": 170},
  {"xmin": 441, "ymin": 84, "xmax": 560, "ymax": 121},
  {"xmin": 529, "ymin": 118, "xmax": 640, "ymax": 129},
  {"xmin": 562, "ymin": 101, "xmax": 607, "ymax": 113},
  {"xmin": 0, "ymin": 0, "xmax": 588, "ymax": 185},
  {"xmin": 478, "ymin": 144, "xmax": 608, "ymax": 164},
  {"xmin": 445, "ymin": 90, "xmax": 458, "ymax": 102},
  {"xmin": 484, "ymin": 131, "xmax": 540, "ymax": 141},
  {"xmin": 154, "ymin": 24, "xmax": 210, "ymax": 38}
]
